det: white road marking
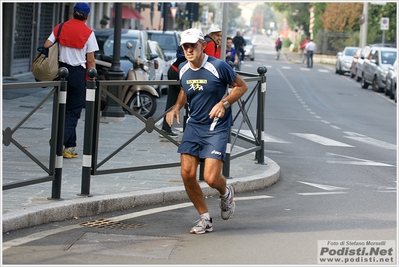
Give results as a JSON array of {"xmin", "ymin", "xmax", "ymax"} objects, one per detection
[
  {"xmin": 291, "ymin": 133, "xmax": 354, "ymax": 147},
  {"xmin": 2, "ymin": 196, "xmax": 271, "ymax": 251},
  {"xmin": 298, "ymin": 192, "xmax": 347, "ymax": 196},
  {"xmin": 318, "ymin": 69, "xmax": 329, "ymax": 73},
  {"xmin": 298, "ymin": 181, "xmax": 348, "ymax": 191},
  {"xmin": 343, "ymin": 131, "xmax": 396, "ymax": 150},
  {"xmin": 237, "ymin": 130, "xmax": 290, "ymax": 143},
  {"xmin": 326, "ymin": 152, "xmax": 393, "ymax": 167}
]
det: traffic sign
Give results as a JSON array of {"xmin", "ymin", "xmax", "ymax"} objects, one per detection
[{"xmin": 380, "ymin": 17, "xmax": 389, "ymax": 30}]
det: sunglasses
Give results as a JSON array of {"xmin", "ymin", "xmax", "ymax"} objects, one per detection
[{"xmin": 182, "ymin": 42, "xmax": 199, "ymax": 50}]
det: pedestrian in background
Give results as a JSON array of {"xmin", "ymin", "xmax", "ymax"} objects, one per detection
[
  {"xmin": 275, "ymin": 37, "xmax": 282, "ymax": 59},
  {"xmin": 166, "ymin": 28, "xmax": 248, "ymax": 234},
  {"xmin": 300, "ymin": 36, "xmax": 310, "ymax": 66},
  {"xmin": 160, "ymin": 46, "xmax": 186, "ymax": 138},
  {"xmin": 44, "ymin": 2, "xmax": 99, "ymax": 158},
  {"xmin": 225, "ymin": 37, "xmax": 238, "ymax": 69},
  {"xmin": 204, "ymin": 26, "xmax": 222, "ymax": 58},
  {"xmin": 305, "ymin": 39, "xmax": 316, "ymax": 68},
  {"xmin": 232, "ymin": 31, "xmax": 246, "ymax": 63}
]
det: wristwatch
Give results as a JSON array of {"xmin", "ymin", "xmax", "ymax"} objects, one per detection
[{"xmin": 222, "ymin": 100, "xmax": 230, "ymax": 109}]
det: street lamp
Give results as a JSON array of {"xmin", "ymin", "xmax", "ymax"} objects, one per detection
[{"xmin": 102, "ymin": 3, "xmax": 125, "ymax": 118}]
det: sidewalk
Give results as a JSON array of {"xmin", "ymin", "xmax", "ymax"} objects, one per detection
[{"xmin": 2, "ymin": 73, "xmax": 281, "ymax": 232}]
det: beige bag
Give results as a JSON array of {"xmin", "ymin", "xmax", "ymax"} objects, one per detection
[
  {"xmin": 32, "ymin": 44, "xmax": 60, "ymax": 81},
  {"xmin": 32, "ymin": 22, "xmax": 64, "ymax": 81}
]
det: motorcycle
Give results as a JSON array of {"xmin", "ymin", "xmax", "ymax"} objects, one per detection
[{"xmin": 95, "ymin": 41, "xmax": 159, "ymax": 119}]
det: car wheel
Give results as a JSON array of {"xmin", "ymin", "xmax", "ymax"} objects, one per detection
[
  {"xmin": 389, "ymin": 82, "xmax": 395, "ymax": 100},
  {"xmin": 355, "ymin": 70, "xmax": 361, "ymax": 82},
  {"xmin": 384, "ymin": 80, "xmax": 390, "ymax": 96},
  {"xmin": 372, "ymin": 76, "xmax": 382, "ymax": 92},
  {"xmin": 251, "ymin": 57, "xmax": 254, "ymax": 61},
  {"xmin": 395, "ymin": 84, "xmax": 397, "ymax": 103},
  {"xmin": 361, "ymin": 74, "xmax": 369, "ymax": 89}
]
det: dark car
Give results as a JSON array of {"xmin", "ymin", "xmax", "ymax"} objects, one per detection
[{"xmin": 146, "ymin": 30, "xmax": 180, "ymax": 64}]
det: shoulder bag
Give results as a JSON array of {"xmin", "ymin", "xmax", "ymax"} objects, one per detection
[{"xmin": 32, "ymin": 22, "xmax": 64, "ymax": 81}]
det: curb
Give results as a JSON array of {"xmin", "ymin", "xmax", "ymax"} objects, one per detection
[{"xmin": 2, "ymin": 156, "xmax": 280, "ymax": 232}]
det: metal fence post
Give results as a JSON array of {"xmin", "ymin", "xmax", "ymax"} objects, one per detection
[
  {"xmin": 79, "ymin": 68, "xmax": 97, "ymax": 196},
  {"xmin": 256, "ymin": 66, "xmax": 267, "ymax": 164},
  {"xmin": 50, "ymin": 67, "xmax": 68, "ymax": 199}
]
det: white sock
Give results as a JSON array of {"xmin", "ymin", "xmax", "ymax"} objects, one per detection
[
  {"xmin": 221, "ymin": 187, "xmax": 230, "ymax": 198},
  {"xmin": 200, "ymin": 212, "xmax": 210, "ymax": 220}
]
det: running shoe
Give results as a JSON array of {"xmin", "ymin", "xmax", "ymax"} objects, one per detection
[
  {"xmin": 63, "ymin": 147, "xmax": 78, "ymax": 159},
  {"xmin": 220, "ymin": 184, "xmax": 235, "ymax": 220},
  {"xmin": 190, "ymin": 217, "xmax": 213, "ymax": 234}
]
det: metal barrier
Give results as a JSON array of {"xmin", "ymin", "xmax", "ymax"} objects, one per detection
[
  {"xmin": 2, "ymin": 66, "xmax": 268, "ymax": 199},
  {"xmin": 2, "ymin": 68, "xmax": 68, "ymax": 199},
  {"xmin": 79, "ymin": 66, "xmax": 267, "ymax": 196}
]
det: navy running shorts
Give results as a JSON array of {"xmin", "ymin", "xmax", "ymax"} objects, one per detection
[{"xmin": 178, "ymin": 123, "xmax": 229, "ymax": 161}]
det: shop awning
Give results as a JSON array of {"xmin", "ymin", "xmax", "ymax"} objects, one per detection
[{"xmin": 112, "ymin": 5, "xmax": 144, "ymax": 20}]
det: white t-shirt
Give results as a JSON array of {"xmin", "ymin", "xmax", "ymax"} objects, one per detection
[
  {"xmin": 305, "ymin": 41, "xmax": 316, "ymax": 52},
  {"xmin": 48, "ymin": 31, "xmax": 99, "ymax": 69}
]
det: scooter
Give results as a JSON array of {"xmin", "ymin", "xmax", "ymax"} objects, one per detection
[{"xmin": 95, "ymin": 41, "xmax": 159, "ymax": 119}]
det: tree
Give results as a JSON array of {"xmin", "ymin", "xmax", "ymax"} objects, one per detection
[
  {"xmin": 368, "ymin": 2, "xmax": 397, "ymax": 44},
  {"xmin": 320, "ymin": 3, "xmax": 363, "ymax": 31}
]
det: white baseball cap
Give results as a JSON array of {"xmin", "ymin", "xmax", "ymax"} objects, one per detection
[
  {"xmin": 180, "ymin": 28, "xmax": 205, "ymax": 45},
  {"xmin": 207, "ymin": 26, "xmax": 221, "ymax": 35}
]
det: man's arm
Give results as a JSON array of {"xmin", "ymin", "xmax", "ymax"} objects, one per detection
[
  {"xmin": 86, "ymin": 52, "xmax": 96, "ymax": 70},
  {"xmin": 165, "ymin": 88, "xmax": 187, "ymax": 126},
  {"xmin": 209, "ymin": 74, "xmax": 248, "ymax": 119}
]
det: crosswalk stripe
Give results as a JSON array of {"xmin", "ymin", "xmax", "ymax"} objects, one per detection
[
  {"xmin": 344, "ymin": 131, "xmax": 396, "ymax": 150},
  {"xmin": 291, "ymin": 133, "xmax": 354, "ymax": 147}
]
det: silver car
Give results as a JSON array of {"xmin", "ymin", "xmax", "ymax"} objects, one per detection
[
  {"xmin": 385, "ymin": 59, "xmax": 397, "ymax": 100},
  {"xmin": 335, "ymin": 46, "xmax": 359, "ymax": 75},
  {"xmin": 361, "ymin": 46, "xmax": 397, "ymax": 92},
  {"xmin": 243, "ymin": 37, "xmax": 255, "ymax": 61}
]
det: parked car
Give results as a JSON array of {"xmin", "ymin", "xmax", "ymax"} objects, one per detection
[
  {"xmin": 148, "ymin": 40, "xmax": 170, "ymax": 94},
  {"xmin": 335, "ymin": 46, "xmax": 359, "ymax": 75},
  {"xmin": 385, "ymin": 59, "xmax": 397, "ymax": 100},
  {"xmin": 350, "ymin": 47, "xmax": 362, "ymax": 79},
  {"xmin": 94, "ymin": 28, "xmax": 158, "ymax": 81},
  {"xmin": 361, "ymin": 46, "xmax": 397, "ymax": 92},
  {"xmin": 243, "ymin": 36, "xmax": 255, "ymax": 61},
  {"xmin": 146, "ymin": 30, "xmax": 180, "ymax": 64},
  {"xmin": 355, "ymin": 43, "xmax": 396, "ymax": 82}
]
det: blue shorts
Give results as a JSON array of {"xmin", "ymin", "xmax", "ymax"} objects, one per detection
[{"xmin": 178, "ymin": 123, "xmax": 229, "ymax": 161}]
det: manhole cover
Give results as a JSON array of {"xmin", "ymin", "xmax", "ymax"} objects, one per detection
[{"xmin": 80, "ymin": 218, "xmax": 146, "ymax": 230}]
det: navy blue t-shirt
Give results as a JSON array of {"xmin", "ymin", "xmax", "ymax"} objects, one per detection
[{"xmin": 179, "ymin": 55, "xmax": 237, "ymax": 130}]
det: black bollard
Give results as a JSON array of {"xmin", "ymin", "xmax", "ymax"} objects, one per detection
[
  {"xmin": 79, "ymin": 68, "xmax": 97, "ymax": 197},
  {"xmin": 50, "ymin": 67, "xmax": 68, "ymax": 200},
  {"xmin": 255, "ymin": 66, "xmax": 267, "ymax": 164}
]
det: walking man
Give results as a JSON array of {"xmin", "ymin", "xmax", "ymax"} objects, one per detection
[
  {"xmin": 44, "ymin": 2, "xmax": 98, "ymax": 158},
  {"xmin": 232, "ymin": 31, "xmax": 246, "ymax": 62},
  {"xmin": 305, "ymin": 39, "xmax": 316, "ymax": 68},
  {"xmin": 166, "ymin": 28, "xmax": 248, "ymax": 234}
]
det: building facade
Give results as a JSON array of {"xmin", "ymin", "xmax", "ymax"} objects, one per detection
[{"xmin": 2, "ymin": 2, "xmax": 171, "ymax": 77}]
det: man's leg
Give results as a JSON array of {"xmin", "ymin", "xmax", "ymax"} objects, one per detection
[{"xmin": 180, "ymin": 154, "xmax": 208, "ymax": 215}]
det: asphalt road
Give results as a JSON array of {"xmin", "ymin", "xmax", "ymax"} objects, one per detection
[{"xmin": 3, "ymin": 34, "xmax": 397, "ymax": 265}]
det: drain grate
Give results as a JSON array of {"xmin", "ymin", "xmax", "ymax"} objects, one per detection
[{"xmin": 80, "ymin": 218, "xmax": 146, "ymax": 230}]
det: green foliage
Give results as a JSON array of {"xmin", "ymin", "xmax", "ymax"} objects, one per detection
[
  {"xmin": 367, "ymin": 2, "xmax": 397, "ymax": 44},
  {"xmin": 282, "ymin": 37, "xmax": 291, "ymax": 48}
]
